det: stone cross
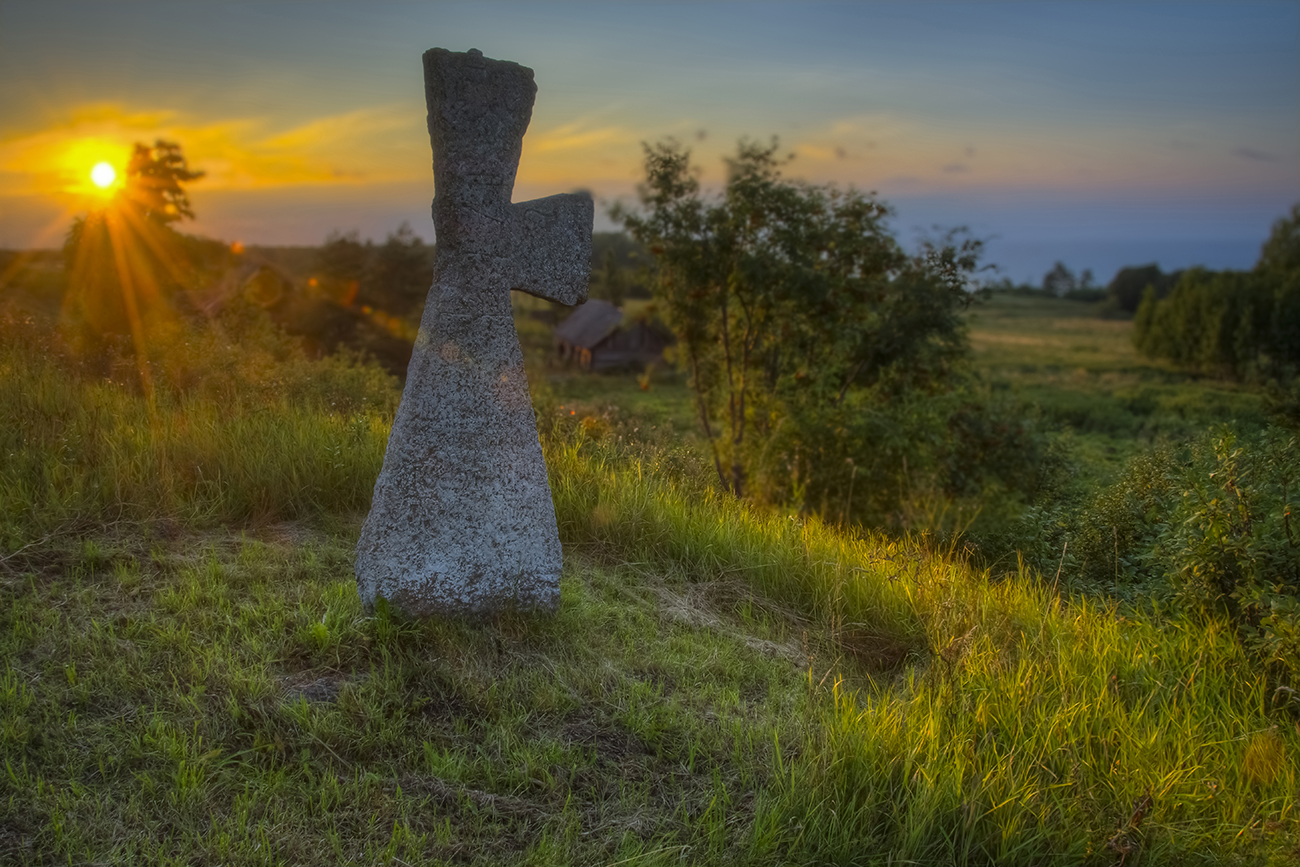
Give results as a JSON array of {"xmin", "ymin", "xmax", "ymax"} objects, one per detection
[{"xmin": 355, "ymin": 47, "xmax": 592, "ymax": 617}]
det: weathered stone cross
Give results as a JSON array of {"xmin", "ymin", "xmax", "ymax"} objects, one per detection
[{"xmin": 355, "ymin": 48, "xmax": 592, "ymax": 617}]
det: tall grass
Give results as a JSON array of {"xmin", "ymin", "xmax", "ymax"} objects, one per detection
[
  {"xmin": 0, "ymin": 323, "xmax": 391, "ymax": 544},
  {"xmin": 544, "ymin": 419, "xmax": 1300, "ymax": 864},
  {"xmin": 546, "ymin": 426, "xmax": 930, "ymax": 662}
]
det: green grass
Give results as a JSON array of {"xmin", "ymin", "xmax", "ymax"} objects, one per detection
[
  {"xmin": 965, "ymin": 294, "xmax": 1269, "ymax": 478},
  {"xmin": 3, "ymin": 334, "xmax": 1299, "ymax": 865}
]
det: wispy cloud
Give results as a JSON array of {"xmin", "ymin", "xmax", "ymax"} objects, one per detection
[
  {"xmin": 528, "ymin": 119, "xmax": 637, "ymax": 155},
  {"xmin": 1232, "ymin": 146, "xmax": 1276, "ymax": 162}
]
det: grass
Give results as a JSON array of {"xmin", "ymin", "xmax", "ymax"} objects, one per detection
[
  {"xmin": 964, "ymin": 294, "xmax": 1269, "ymax": 478},
  {"xmin": 3, "ymin": 332, "xmax": 1299, "ymax": 864}
]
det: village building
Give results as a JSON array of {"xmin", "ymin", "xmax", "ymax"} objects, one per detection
[{"xmin": 553, "ymin": 298, "xmax": 673, "ymax": 371}]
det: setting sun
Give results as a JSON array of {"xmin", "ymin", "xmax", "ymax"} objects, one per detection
[{"xmin": 90, "ymin": 161, "xmax": 116, "ymax": 189}]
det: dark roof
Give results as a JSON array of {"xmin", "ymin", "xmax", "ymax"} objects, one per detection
[{"xmin": 554, "ymin": 299, "xmax": 623, "ymax": 349}]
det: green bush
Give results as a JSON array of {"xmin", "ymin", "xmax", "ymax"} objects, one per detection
[
  {"xmin": 747, "ymin": 377, "xmax": 1070, "ymax": 546},
  {"xmin": 1060, "ymin": 444, "xmax": 1182, "ymax": 595},
  {"xmin": 1159, "ymin": 428, "xmax": 1300, "ymax": 688},
  {"xmin": 1013, "ymin": 425, "xmax": 1300, "ymax": 688}
]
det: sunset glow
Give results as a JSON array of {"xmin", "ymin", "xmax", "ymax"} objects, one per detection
[{"xmin": 0, "ymin": 2, "xmax": 1295, "ymax": 282}]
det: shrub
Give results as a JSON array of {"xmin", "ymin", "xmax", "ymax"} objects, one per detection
[{"xmin": 1159, "ymin": 427, "xmax": 1300, "ymax": 688}]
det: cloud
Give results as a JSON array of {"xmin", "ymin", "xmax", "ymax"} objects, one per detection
[
  {"xmin": 793, "ymin": 142, "xmax": 847, "ymax": 163},
  {"xmin": 1232, "ymin": 146, "xmax": 1276, "ymax": 162},
  {"xmin": 942, "ymin": 162, "xmax": 970, "ymax": 173},
  {"xmin": 528, "ymin": 119, "xmax": 638, "ymax": 155},
  {"xmin": 0, "ymin": 102, "xmax": 426, "ymax": 202}
]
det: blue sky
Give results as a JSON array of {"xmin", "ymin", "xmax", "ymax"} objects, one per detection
[{"xmin": 1, "ymin": 1, "xmax": 1296, "ymax": 284}]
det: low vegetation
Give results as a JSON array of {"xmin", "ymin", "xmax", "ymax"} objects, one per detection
[{"xmin": 2, "ymin": 305, "xmax": 1299, "ymax": 865}]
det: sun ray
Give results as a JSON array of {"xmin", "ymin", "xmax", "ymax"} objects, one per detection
[{"xmin": 102, "ymin": 208, "xmax": 157, "ymax": 411}]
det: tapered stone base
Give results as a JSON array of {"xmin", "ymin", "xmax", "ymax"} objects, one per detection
[{"xmin": 355, "ymin": 302, "xmax": 562, "ymax": 618}]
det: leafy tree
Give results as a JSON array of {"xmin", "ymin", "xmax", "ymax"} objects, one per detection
[
  {"xmin": 1255, "ymin": 203, "xmax": 1300, "ymax": 372},
  {"xmin": 1133, "ymin": 267, "xmax": 1273, "ymax": 379},
  {"xmin": 1131, "ymin": 202, "xmax": 1300, "ymax": 382},
  {"xmin": 1041, "ymin": 261, "xmax": 1076, "ymax": 296},
  {"xmin": 364, "ymin": 222, "xmax": 431, "ymax": 316},
  {"xmin": 1106, "ymin": 263, "xmax": 1178, "ymax": 314},
  {"xmin": 1258, "ymin": 203, "xmax": 1300, "ymax": 278},
  {"xmin": 122, "ymin": 139, "xmax": 205, "ymax": 224},
  {"xmin": 592, "ymin": 248, "xmax": 628, "ymax": 307},
  {"xmin": 617, "ymin": 137, "xmax": 980, "ymax": 501},
  {"xmin": 316, "ymin": 229, "xmax": 370, "ymax": 305}
]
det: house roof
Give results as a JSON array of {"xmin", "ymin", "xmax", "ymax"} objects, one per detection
[{"xmin": 554, "ymin": 299, "xmax": 623, "ymax": 349}]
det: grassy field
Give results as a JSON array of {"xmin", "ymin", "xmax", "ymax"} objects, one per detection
[
  {"xmin": 2, "ymin": 316, "xmax": 1299, "ymax": 865},
  {"xmin": 963, "ymin": 294, "xmax": 1268, "ymax": 478},
  {"xmin": 541, "ymin": 292, "xmax": 1271, "ymax": 490}
]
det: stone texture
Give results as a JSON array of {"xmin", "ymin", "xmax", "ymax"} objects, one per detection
[{"xmin": 355, "ymin": 48, "xmax": 592, "ymax": 617}]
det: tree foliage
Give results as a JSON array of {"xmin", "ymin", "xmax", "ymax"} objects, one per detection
[
  {"xmin": 617, "ymin": 138, "xmax": 982, "ymax": 503},
  {"xmin": 314, "ymin": 223, "xmax": 432, "ymax": 317},
  {"xmin": 1106, "ymin": 263, "xmax": 1179, "ymax": 314},
  {"xmin": 1041, "ymin": 261, "xmax": 1093, "ymax": 296},
  {"xmin": 1132, "ymin": 204, "xmax": 1300, "ymax": 380},
  {"xmin": 123, "ymin": 139, "xmax": 206, "ymax": 224}
]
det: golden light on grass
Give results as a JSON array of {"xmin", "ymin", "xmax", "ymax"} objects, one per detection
[{"xmin": 91, "ymin": 161, "xmax": 117, "ymax": 189}]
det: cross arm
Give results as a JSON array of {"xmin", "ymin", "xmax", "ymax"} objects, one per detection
[{"xmin": 506, "ymin": 192, "xmax": 593, "ymax": 306}]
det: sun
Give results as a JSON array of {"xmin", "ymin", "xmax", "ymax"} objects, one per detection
[{"xmin": 90, "ymin": 162, "xmax": 117, "ymax": 190}]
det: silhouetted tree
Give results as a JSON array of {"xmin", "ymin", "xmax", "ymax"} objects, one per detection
[
  {"xmin": 1107, "ymin": 263, "xmax": 1178, "ymax": 313},
  {"xmin": 364, "ymin": 222, "xmax": 431, "ymax": 316},
  {"xmin": 62, "ymin": 140, "xmax": 207, "ymax": 344},
  {"xmin": 316, "ymin": 230, "xmax": 370, "ymax": 305},
  {"xmin": 1041, "ymin": 261, "xmax": 1076, "ymax": 296},
  {"xmin": 123, "ymin": 139, "xmax": 206, "ymax": 225},
  {"xmin": 1255, "ymin": 203, "xmax": 1300, "ymax": 371}
]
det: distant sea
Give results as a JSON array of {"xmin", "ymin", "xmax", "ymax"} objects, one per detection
[{"xmin": 979, "ymin": 237, "xmax": 1263, "ymax": 287}]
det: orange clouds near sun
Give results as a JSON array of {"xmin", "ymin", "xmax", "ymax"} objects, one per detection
[{"xmin": 0, "ymin": 102, "xmax": 427, "ymax": 208}]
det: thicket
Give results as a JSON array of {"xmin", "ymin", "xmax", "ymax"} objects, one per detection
[
  {"xmin": 1107, "ymin": 263, "xmax": 1181, "ymax": 314},
  {"xmin": 997, "ymin": 424, "xmax": 1300, "ymax": 692},
  {"xmin": 315, "ymin": 223, "xmax": 432, "ymax": 318}
]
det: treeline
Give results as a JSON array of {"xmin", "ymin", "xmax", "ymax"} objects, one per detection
[
  {"xmin": 986, "ymin": 261, "xmax": 1182, "ymax": 310},
  {"xmin": 1132, "ymin": 204, "xmax": 1300, "ymax": 380}
]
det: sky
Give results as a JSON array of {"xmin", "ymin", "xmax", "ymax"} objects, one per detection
[{"xmin": 0, "ymin": 1, "xmax": 1297, "ymax": 284}]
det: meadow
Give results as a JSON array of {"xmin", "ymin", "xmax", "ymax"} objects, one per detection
[
  {"xmin": 1, "ymin": 273, "xmax": 1298, "ymax": 866},
  {"xmin": 962, "ymin": 294, "xmax": 1268, "ymax": 480}
]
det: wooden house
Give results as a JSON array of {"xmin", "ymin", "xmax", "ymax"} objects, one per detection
[{"xmin": 553, "ymin": 299, "xmax": 673, "ymax": 371}]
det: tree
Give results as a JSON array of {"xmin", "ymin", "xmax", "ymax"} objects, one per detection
[
  {"xmin": 1131, "ymin": 204, "xmax": 1300, "ymax": 380},
  {"xmin": 63, "ymin": 140, "xmax": 207, "ymax": 340},
  {"xmin": 1106, "ymin": 263, "xmax": 1178, "ymax": 314},
  {"xmin": 1041, "ymin": 261, "xmax": 1076, "ymax": 296},
  {"xmin": 1255, "ymin": 203, "xmax": 1300, "ymax": 372},
  {"xmin": 316, "ymin": 229, "xmax": 370, "ymax": 305},
  {"xmin": 364, "ymin": 222, "xmax": 432, "ymax": 316},
  {"xmin": 617, "ymin": 138, "xmax": 980, "ymax": 501},
  {"xmin": 123, "ymin": 139, "xmax": 206, "ymax": 224}
]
